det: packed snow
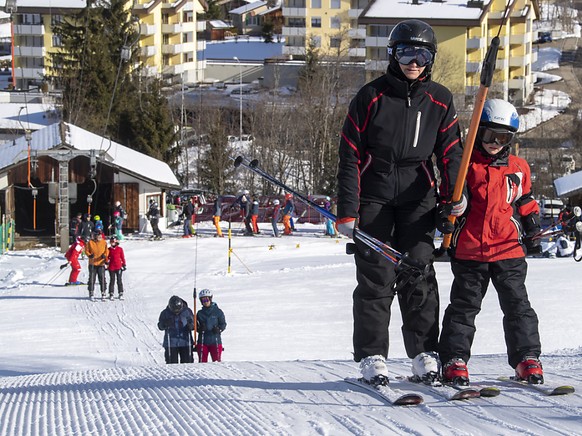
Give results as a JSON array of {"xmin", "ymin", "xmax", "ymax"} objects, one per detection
[{"xmin": 1, "ymin": 222, "xmax": 582, "ymax": 435}]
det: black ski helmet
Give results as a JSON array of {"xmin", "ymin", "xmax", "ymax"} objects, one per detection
[
  {"xmin": 168, "ymin": 296, "xmax": 184, "ymax": 314},
  {"xmin": 387, "ymin": 19, "xmax": 437, "ymax": 75}
]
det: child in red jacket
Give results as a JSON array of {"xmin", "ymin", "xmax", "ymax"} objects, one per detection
[
  {"xmin": 106, "ymin": 235, "xmax": 126, "ymax": 300},
  {"xmin": 64, "ymin": 236, "xmax": 85, "ymax": 285},
  {"xmin": 439, "ymin": 99, "xmax": 543, "ymax": 386}
]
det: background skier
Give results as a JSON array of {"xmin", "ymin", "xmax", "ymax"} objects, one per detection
[
  {"xmin": 196, "ymin": 289, "xmax": 227, "ymax": 363},
  {"xmin": 146, "ymin": 200, "xmax": 163, "ymax": 240},
  {"xmin": 158, "ymin": 296, "xmax": 194, "ymax": 364},
  {"xmin": 85, "ymin": 230, "xmax": 109, "ymax": 300},
  {"xmin": 63, "ymin": 236, "xmax": 85, "ymax": 285},
  {"xmin": 107, "ymin": 235, "xmax": 126, "ymax": 300}
]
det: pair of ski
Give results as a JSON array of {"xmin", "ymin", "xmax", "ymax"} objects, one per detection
[
  {"xmin": 346, "ymin": 376, "xmax": 574, "ymax": 406},
  {"xmin": 345, "ymin": 377, "xmax": 498, "ymax": 406}
]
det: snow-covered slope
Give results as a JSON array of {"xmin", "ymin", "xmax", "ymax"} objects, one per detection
[{"xmin": 1, "ymin": 223, "xmax": 581, "ymax": 435}]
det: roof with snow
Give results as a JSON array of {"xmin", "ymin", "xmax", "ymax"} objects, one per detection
[
  {"xmin": 208, "ymin": 20, "xmax": 233, "ymax": 29},
  {"xmin": 360, "ymin": 0, "xmax": 493, "ymax": 24},
  {"xmin": 0, "ymin": 122, "xmax": 180, "ymax": 189},
  {"xmin": 554, "ymin": 170, "xmax": 582, "ymax": 197},
  {"xmin": 0, "ymin": 102, "xmax": 57, "ymax": 131},
  {"xmin": 230, "ymin": 1, "xmax": 266, "ymax": 14}
]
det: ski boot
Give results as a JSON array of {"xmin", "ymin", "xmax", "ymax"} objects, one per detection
[
  {"xmin": 118, "ymin": 293, "xmax": 124, "ymax": 300},
  {"xmin": 359, "ymin": 355, "xmax": 389, "ymax": 386},
  {"xmin": 515, "ymin": 356, "xmax": 544, "ymax": 384},
  {"xmin": 411, "ymin": 351, "xmax": 441, "ymax": 385},
  {"xmin": 442, "ymin": 358, "xmax": 470, "ymax": 386},
  {"xmin": 89, "ymin": 293, "xmax": 95, "ymax": 302},
  {"xmin": 109, "ymin": 294, "xmax": 115, "ymax": 301}
]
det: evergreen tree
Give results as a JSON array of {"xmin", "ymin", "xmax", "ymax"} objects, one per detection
[{"xmin": 45, "ymin": 0, "xmax": 176, "ymax": 165}]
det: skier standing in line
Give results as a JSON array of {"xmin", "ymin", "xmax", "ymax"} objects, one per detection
[
  {"xmin": 270, "ymin": 199, "xmax": 281, "ymax": 237},
  {"xmin": 251, "ymin": 198, "xmax": 261, "ymax": 234},
  {"xmin": 181, "ymin": 196, "xmax": 195, "ymax": 238},
  {"xmin": 146, "ymin": 200, "xmax": 163, "ymax": 240},
  {"xmin": 158, "ymin": 296, "xmax": 195, "ymax": 364},
  {"xmin": 79, "ymin": 213, "xmax": 94, "ymax": 242},
  {"xmin": 69, "ymin": 212, "xmax": 82, "ymax": 243},
  {"xmin": 240, "ymin": 193, "xmax": 253, "ymax": 236},
  {"xmin": 196, "ymin": 289, "xmax": 227, "ymax": 363},
  {"xmin": 324, "ymin": 197, "xmax": 336, "ymax": 237},
  {"xmin": 63, "ymin": 236, "xmax": 85, "ymax": 285},
  {"xmin": 335, "ymin": 19, "xmax": 463, "ymax": 385},
  {"xmin": 85, "ymin": 230, "xmax": 109, "ymax": 300},
  {"xmin": 282, "ymin": 193, "xmax": 295, "ymax": 235},
  {"xmin": 106, "ymin": 235, "xmax": 126, "ymax": 300},
  {"xmin": 212, "ymin": 195, "xmax": 224, "ymax": 238},
  {"xmin": 439, "ymin": 99, "xmax": 544, "ymax": 385}
]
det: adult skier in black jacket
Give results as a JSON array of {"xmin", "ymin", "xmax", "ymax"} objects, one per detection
[{"xmin": 336, "ymin": 19, "xmax": 464, "ymax": 386}]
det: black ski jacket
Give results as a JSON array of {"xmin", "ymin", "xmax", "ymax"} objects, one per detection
[{"xmin": 337, "ymin": 70, "xmax": 463, "ymax": 219}]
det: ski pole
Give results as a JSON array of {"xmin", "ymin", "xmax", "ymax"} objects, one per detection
[
  {"xmin": 43, "ymin": 265, "xmax": 67, "ymax": 287},
  {"xmin": 233, "ymin": 156, "xmax": 420, "ymax": 270},
  {"xmin": 532, "ymin": 206, "xmax": 582, "ymax": 240},
  {"xmin": 436, "ymin": 5, "xmax": 511, "ymax": 256}
]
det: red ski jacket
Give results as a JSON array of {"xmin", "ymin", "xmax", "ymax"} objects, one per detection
[
  {"xmin": 107, "ymin": 245, "xmax": 126, "ymax": 271},
  {"xmin": 65, "ymin": 239, "xmax": 85, "ymax": 262},
  {"xmin": 450, "ymin": 150, "xmax": 540, "ymax": 262}
]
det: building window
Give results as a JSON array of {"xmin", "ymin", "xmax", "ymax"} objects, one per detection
[
  {"xmin": 330, "ymin": 0, "xmax": 340, "ymax": 8},
  {"xmin": 287, "ymin": 18, "xmax": 306, "ymax": 28},
  {"xmin": 330, "ymin": 37, "xmax": 341, "ymax": 48},
  {"xmin": 330, "ymin": 16, "xmax": 340, "ymax": 29},
  {"xmin": 311, "ymin": 17, "xmax": 321, "ymax": 28},
  {"xmin": 163, "ymin": 34, "xmax": 170, "ymax": 45},
  {"xmin": 369, "ymin": 25, "xmax": 392, "ymax": 37},
  {"xmin": 312, "ymin": 0, "xmax": 322, "ymax": 7},
  {"xmin": 162, "ymin": 14, "xmax": 169, "ymax": 25}
]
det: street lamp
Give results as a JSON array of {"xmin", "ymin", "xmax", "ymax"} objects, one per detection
[{"xmin": 233, "ymin": 56, "xmax": 242, "ymax": 148}]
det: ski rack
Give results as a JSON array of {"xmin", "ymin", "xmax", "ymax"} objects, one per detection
[{"xmin": 233, "ymin": 155, "xmax": 429, "ymax": 275}]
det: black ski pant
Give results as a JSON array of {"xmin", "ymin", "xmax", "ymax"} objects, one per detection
[
  {"xmin": 108, "ymin": 269, "xmax": 124, "ymax": 296},
  {"xmin": 88, "ymin": 265, "xmax": 107, "ymax": 296},
  {"xmin": 164, "ymin": 346, "xmax": 193, "ymax": 364},
  {"xmin": 352, "ymin": 196, "xmax": 439, "ymax": 362},
  {"xmin": 150, "ymin": 219, "xmax": 162, "ymax": 238},
  {"xmin": 439, "ymin": 258, "xmax": 541, "ymax": 368}
]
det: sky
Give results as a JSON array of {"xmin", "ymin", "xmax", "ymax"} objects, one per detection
[{"xmin": 1, "ymin": 222, "xmax": 582, "ymax": 435}]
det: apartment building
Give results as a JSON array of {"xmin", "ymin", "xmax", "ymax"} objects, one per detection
[
  {"xmin": 6, "ymin": 0, "xmax": 206, "ymax": 90},
  {"xmin": 283, "ymin": 0, "xmax": 366, "ymax": 59},
  {"xmin": 358, "ymin": 0, "xmax": 539, "ymax": 104}
]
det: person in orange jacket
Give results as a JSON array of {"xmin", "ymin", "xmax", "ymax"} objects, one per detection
[
  {"xmin": 85, "ymin": 230, "xmax": 109, "ymax": 300},
  {"xmin": 282, "ymin": 193, "xmax": 294, "ymax": 235}
]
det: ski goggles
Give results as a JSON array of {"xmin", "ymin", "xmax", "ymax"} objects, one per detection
[
  {"xmin": 393, "ymin": 44, "xmax": 434, "ymax": 67},
  {"xmin": 478, "ymin": 126, "xmax": 515, "ymax": 146},
  {"xmin": 200, "ymin": 297, "xmax": 211, "ymax": 303}
]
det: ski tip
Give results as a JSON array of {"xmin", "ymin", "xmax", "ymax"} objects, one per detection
[
  {"xmin": 249, "ymin": 159, "xmax": 259, "ymax": 168},
  {"xmin": 450, "ymin": 389, "xmax": 480, "ymax": 400},
  {"xmin": 479, "ymin": 387, "xmax": 501, "ymax": 398},
  {"xmin": 394, "ymin": 394, "xmax": 424, "ymax": 406},
  {"xmin": 233, "ymin": 156, "xmax": 243, "ymax": 167}
]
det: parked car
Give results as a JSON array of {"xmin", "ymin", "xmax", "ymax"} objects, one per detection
[
  {"xmin": 538, "ymin": 198, "xmax": 564, "ymax": 219},
  {"xmin": 536, "ymin": 31, "xmax": 552, "ymax": 43}
]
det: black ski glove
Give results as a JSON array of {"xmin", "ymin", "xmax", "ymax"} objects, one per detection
[
  {"xmin": 121, "ymin": 265, "xmax": 126, "ymax": 271},
  {"xmin": 212, "ymin": 326, "xmax": 221, "ymax": 334},
  {"xmin": 60, "ymin": 263, "xmax": 69, "ymax": 270},
  {"xmin": 524, "ymin": 237, "xmax": 542, "ymax": 254},
  {"xmin": 100, "ymin": 254, "xmax": 106, "ymax": 260},
  {"xmin": 436, "ymin": 204, "xmax": 455, "ymax": 235}
]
